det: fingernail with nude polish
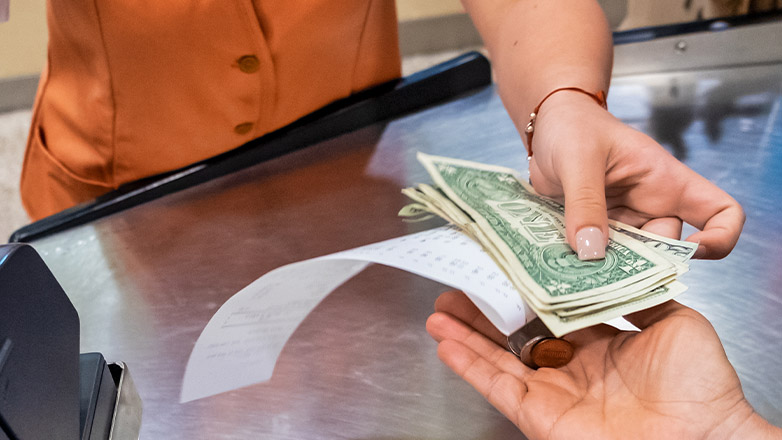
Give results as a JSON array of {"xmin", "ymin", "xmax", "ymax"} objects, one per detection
[{"xmin": 576, "ymin": 227, "xmax": 605, "ymax": 260}]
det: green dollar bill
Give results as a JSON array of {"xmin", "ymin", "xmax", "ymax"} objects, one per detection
[{"xmin": 417, "ymin": 153, "xmax": 675, "ymax": 306}]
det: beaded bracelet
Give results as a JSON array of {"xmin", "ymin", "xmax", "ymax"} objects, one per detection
[{"xmin": 524, "ymin": 87, "xmax": 607, "ymax": 158}]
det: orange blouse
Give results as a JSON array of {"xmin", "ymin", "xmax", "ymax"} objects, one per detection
[{"xmin": 21, "ymin": 1, "xmax": 401, "ymax": 220}]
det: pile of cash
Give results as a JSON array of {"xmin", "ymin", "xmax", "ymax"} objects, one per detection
[{"xmin": 401, "ymin": 153, "xmax": 697, "ymax": 337}]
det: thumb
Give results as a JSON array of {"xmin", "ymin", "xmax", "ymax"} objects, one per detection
[{"xmin": 559, "ymin": 150, "xmax": 609, "ymax": 260}]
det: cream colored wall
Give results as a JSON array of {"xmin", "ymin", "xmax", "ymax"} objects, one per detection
[
  {"xmin": 396, "ymin": 0, "xmax": 464, "ymax": 21},
  {"xmin": 0, "ymin": 0, "xmax": 46, "ymax": 79}
]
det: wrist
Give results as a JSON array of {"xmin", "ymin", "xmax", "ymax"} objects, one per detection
[
  {"xmin": 536, "ymin": 89, "xmax": 607, "ymax": 117},
  {"xmin": 722, "ymin": 407, "xmax": 782, "ymax": 440},
  {"xmin": 524, "ymin": 87, "xmax": 607, "ymax": 158}
]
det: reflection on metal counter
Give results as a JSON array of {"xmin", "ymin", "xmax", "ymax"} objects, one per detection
[{"xmin": 0, "ymin": 244, "xmax": 142, "ymax": 440}]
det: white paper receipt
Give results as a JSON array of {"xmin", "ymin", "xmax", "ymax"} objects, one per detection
[{"xmin": 180, "ymin": 226, "xmax": 541, "ymax": 402}]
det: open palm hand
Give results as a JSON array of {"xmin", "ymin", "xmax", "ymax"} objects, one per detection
[{"xmin": 426, "ymin": 290, "xmax": 776, "ymax": 440}]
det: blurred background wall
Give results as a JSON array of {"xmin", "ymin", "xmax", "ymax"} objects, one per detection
[{"xmin": 0, "ymin": 0, "xmax": 45, "ymax": 111}]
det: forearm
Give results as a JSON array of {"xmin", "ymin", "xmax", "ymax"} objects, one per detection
[{"xmin": 461, "ymin": 0, "xmax": 613, "ymax": 134}]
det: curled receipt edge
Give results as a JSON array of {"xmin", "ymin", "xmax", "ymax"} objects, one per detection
[
  {"xmin": 180, "ymin": 226, "xmax": 633, "ymax": 403},
  {"xmin": 180, "ymin": 226, "xmax": 540, "ymax": 402}
]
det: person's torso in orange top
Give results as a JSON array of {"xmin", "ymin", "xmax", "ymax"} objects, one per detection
[{"xmin": 21, "ymin": 0, "xmax": 401, "ymax": 220}]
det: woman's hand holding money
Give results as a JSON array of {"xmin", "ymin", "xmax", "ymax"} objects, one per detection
[{"xmin": 526, "ymin": 92, "xmax": 745, "ymax": 260}]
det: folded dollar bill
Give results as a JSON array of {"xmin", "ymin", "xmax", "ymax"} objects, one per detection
[{"xmin": 401, "ymin": 153, "xmax": 697, "ymax": 336}]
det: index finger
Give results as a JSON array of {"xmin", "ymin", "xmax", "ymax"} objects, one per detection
[{"xmin": 555, "ymin": 143, "xmax": 611, "ymax": 258}]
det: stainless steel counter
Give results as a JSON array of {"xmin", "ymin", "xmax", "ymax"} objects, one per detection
[{"xmin": 27, "ymin": 39, "xmax": 782, "ymax": 439}]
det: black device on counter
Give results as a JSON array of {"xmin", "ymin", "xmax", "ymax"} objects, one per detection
[{"xmin": 0, "ymin": 244, "xmax": 131, "ymax": 440}]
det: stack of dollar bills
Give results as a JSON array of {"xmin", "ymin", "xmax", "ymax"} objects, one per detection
[{"xmin": 401, "ymin": 153, "xmax": 698, "ymax": 337}]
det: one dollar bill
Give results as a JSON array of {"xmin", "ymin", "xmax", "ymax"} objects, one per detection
[{"xmin": 402, "ymin": 153, "xmax": 697, "ymax": 336}]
